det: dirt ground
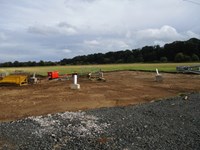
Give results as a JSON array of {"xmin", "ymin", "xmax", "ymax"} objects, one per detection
[{"xmin": 0, "ymin": 71, "xmax": 200, "ymax": 122}]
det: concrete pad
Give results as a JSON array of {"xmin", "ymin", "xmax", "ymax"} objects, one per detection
[
  {"xmin": 155, "ymin": 75, "xmax": 163, "ymax": 82},
  {"xmin": 70, "ymin": 84, "xmax": 80, "ymax": 90}
]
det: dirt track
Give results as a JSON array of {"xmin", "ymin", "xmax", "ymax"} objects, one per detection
[{"xmin": 0, "ymin": 71, "xmax": 200, "ymax": 122}]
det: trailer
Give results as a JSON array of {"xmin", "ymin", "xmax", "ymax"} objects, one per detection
[
  {"xmin": 88, "ymin": 70, "xmax": 106, "ymax": 81},
  {"xmin": 0, "ymin": 75, "xmax": 28, "ymax": 86},
  {"xmin": 0, "ymin": 70, "xmax": 38, "ymax": 86},
  {"xmin": 176, "ymin": 65, "xmax": 200, "ymax": 74}
]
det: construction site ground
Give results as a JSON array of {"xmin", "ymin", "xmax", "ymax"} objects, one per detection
[{"xmin": 0, "ymin": 71, "xmax": 200, "ymax": 122}]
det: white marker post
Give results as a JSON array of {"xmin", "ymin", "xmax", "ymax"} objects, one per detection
[
  {"xmin": 70, "ymin": 73, "xmax": 80, "ymax": 90},
  {"xmin": 155, "ymin": 68, "xmax": 163, "ymax": 82},
  {"xmin": 156, "ymin": 68, "xmax": 160, "ymax": 75},
  {"xmin": 74, "ymin": 74, "xmax": 77, "ymax": 84}
]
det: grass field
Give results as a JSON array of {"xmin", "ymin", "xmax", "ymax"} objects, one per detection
[{"xmin": 0, "ymin": 63, "xmax": 199, "ymax": 76}]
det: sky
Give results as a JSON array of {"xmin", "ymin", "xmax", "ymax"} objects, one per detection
[{"xmin": 0, "ymin": 0, "xmax": 200, "ymax": 62}]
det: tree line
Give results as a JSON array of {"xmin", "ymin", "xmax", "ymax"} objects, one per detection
[
  {"xmin": 0, "ymin": 60, "xmax": 57, "ymax": 67},
  {"xmin": 0, "ymin": 38, "xmax": 200, "ymax": 67},
  {"xmin": 60, "ymin": 38, "xmax": 200, "ymax": 65}
]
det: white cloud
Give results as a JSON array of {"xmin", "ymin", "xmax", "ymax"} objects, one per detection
[
  {"xmin": 105, "ymin": 40, "xmax": 130, "ymax": 50},
  {"xmin": 86, "ymin": 39, "xmax": 130, "ymax": 51},
  {"xmin": 0, "ymin": 0, "xmax": 200, "ymax": 62},
  {"xmin": 28, "ymin": 23, "xmax": 77, "ymax": 36},
  {"xmin": 62, "ymin": 49, "xmax": 72, "ymax": 53},
  {"xmin": 186, "ymin": 31, "xmax": 200, "ymax": 39},
  {"xmin": 84, "ymin": 40, "xmax": 100, "ymax": 46},
  {"xmin": 0, "ymin": 32, "xmax": 7, "ymax": 40},
  {"xmin": 129, "ymin": 25, "xmax": 200, "ymax": 48},
  {"xmin": 136, "ymin": 25, "xmax": 183, "ymax": 40}
]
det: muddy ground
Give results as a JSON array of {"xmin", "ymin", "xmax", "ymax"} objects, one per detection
[{"xmin": 0, "ymin": 71, "xmax": 200, "ymax": 122}]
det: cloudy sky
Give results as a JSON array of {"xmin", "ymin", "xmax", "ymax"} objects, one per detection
[{"xmin": 0, "ymin": 0, "xmax": 200, "ymax": 62}]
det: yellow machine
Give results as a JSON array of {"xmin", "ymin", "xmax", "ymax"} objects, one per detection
[{"xmin": 0, "ymin": 75, "xmax": 28, "ymax": 86}]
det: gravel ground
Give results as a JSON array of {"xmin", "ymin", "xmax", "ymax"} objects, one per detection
[{"xmin": 0, "ymin": 93, "xmax": 200, "ymax": 150}]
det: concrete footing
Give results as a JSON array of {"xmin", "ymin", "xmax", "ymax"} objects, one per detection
[
  {"xmin": 70, "ymin": 84, "xmax": 80, "ymax": 90},
  {"xmin": 155, "ymin": 75, "xmax": 163, "ymax": 82}
]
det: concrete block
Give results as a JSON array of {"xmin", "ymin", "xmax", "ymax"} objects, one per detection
[
  {"xmin": 70, "ymin": 84, "xmax": 80, "ymax": 90},
  {"xmin": 155, "ymin": 75, "xmax": 163, "ymax": 82}
]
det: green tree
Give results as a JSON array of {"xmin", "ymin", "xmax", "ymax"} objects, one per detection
[
  {"xmin": 38, "ymin": 60, "xmax": 45, "ymax": 66},
  {"xmin": 127, "ymin": 55, "xmax": 135, "ymax": 63},
  {"xmin": 13, "ymin": 61, "xmax": 19, "ymax": 67},
  {"xmin": 160, "ymin": 57, "xmax": 168, "ymax": 63},
  {"xmin": 191, "ymin": 54, "xmax": 199, "ymax": 61},
  {"xmin": 184, "ymin": 55, "xmax": 191, "ymax": 62},
  {"xmin": 175, "ymin": 53, "xmax": 185, "ymax": 62}
]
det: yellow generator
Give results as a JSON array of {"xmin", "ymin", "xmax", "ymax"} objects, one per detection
[{"xmin": 0, "ymin": 75, "xmax": 28, "ymax": 86}]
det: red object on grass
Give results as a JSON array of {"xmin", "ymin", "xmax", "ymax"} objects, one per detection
[{"xmin": 48, "ymin": 71, "xmax": 59, "ymax": 79}]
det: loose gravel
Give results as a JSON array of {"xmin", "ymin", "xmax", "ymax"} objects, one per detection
[{"xmin": 0, "ymin": 93, "xmax": 200, "ymax": 150}]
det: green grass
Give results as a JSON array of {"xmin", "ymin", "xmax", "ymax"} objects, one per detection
[{"xmin": 0, "ymin": 63, "xmax": 199, "ymax": 76}]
